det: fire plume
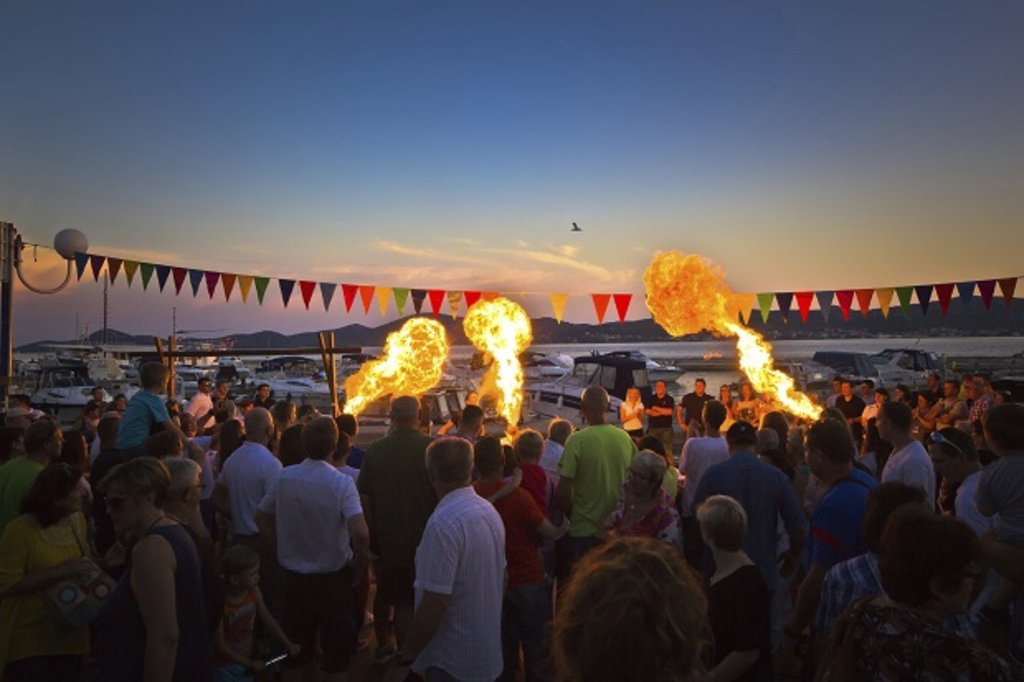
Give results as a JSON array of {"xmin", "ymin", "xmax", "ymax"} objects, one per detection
[
  {"xmin": 644, "ymin": 252, "xmax": 822, "ymax": 421},
  {"xmin": 342, "ymin": 317, "xmax": 449, "ymax": 417},
  {"xmin": 463, "ymin": 297, "xmax": 533, "ymax": 425}
]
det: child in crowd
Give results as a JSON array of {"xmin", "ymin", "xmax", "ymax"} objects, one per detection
[
  {"xmin": 333, "ymin": 431, "xmax": 359, "ymax": 482},
  {"xmin": 214, "ymin": 546, "xmax": 298, "ymax": 681}
]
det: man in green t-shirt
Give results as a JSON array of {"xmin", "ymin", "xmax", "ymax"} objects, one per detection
[
  {"xmin": 0, "ymin": 418, "xmax": 63, "ymax": 534},
  {"xmin": 555, "ymin": 386, "xmax": 637, "ymax": 574}
]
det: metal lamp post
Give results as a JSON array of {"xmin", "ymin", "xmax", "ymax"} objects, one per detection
[{"xmin": 1, "ymin": 221, "xmax": 88, "ymax": 410}]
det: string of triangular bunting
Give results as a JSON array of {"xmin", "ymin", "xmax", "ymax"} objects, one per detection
[
  {"xmin": 73, "ymin": 252, "xmax": 635, "ymax": 324},
  {"xmin": 74, "ymin": 252, "xmax": 1021, "ymax": 326}
]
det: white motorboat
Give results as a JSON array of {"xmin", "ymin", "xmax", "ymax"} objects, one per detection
[
  {"xmin": 30, "ymin": 365, "xmax": 110, "ymax": 423},
  {"xmin": 525, "ymin": 352, "xmax": 651, "ymax": 423},
  {"xmin": 522, "ymin": 351, "xmax": 574, "ymax": 380}
]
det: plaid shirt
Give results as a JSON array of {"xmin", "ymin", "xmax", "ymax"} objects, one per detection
[{"xmin": 816, "ymin": 552, "xmax": 976, "ymax": 639}]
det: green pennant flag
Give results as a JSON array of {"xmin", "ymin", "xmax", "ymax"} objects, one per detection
[
  {"xmin": 393, "ymin": 287, "xmax": 410, "ymax": 314},
  {"xmin": 254, "ymin": 277, "xmax": 270, "ymax": 304},
  {"xmin": 895, "ymin": 286, "xmax": 914, "ymax": 316},
  {"xmin": 757, "ymin": 292, "xmax": 774, "ymax": 323},
  {"xmin": 140, "ymin": 263, "xmax": 155, "ymax": 290}
]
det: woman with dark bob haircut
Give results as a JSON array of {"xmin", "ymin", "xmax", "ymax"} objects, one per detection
[
  {"xmin": 554, "ymin": 536, "xmax": 709, "ymax": 682},
  {"xmin": 0, "ymin": 463, "xmax": 93, "ymax": 680},
  {"xmin": 817, "ymin": 510, "xmax": 1020, "ymax": 680}
]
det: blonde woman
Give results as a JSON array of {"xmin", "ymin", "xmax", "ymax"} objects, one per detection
[{"xmin": 619, "ymin": 387, "xmax": 646, "ymax": 441}]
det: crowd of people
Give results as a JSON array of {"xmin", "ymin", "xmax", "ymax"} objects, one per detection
[{"xmin": 0, "ymin": 359, "xmax": 1022, "ymax": 681}]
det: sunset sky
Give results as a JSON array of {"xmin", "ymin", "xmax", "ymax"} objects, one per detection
[{"xmin": 2, "ymin": 1, "xmax": 1022, "ymax": 344}]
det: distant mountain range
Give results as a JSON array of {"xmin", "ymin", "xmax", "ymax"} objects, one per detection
[{"xmin": 18, "ymin": 297, "xmax": 1024, "ymax": 353}]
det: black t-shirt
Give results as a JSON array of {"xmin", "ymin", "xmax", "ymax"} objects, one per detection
[
  {"xmin": 648, "ymin": 393, "xmax": 675, "ymax": 429},
  {"xmin": 836, "ymin": 395, "xmax": 867, "ymax": 443},
  {"xmin": 681, "ymin": 392, "xmax": 712, "ymax": 427},
  {"xmin": 709, "ymin": 564, "xmax": 772, "ymax": 682}
]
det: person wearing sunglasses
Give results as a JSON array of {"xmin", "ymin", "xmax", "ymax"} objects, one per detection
[
  {"xmin": 927, "ymin": 428, "xmax": 982, "ymax": 520},
  {"xmin": 0, "ymin": 418, "xmax": 64, "ymax": 536},
  {"xmin": 94, "ymin": 457, "xmax": 213, "ymax": 682},
  {"xmin": 0, "ymin": 462, "xmax": 93, "ymax": 680}
]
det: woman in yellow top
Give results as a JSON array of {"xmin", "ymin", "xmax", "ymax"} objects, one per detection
[{"xmin": 0, "ymin": 462, "xmax": 95, "ymax": 681}]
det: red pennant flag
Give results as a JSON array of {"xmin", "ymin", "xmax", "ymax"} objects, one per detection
[
  {"xmin": 935, "ymin": 283, "xmax": 955, "ymax": 315},
  {"xmin": 204, "ymin": 271, "xmax": 220, "ymax": 299},
  {"xmin": 977, "ymin": 280, "xmax": 996, "ymax": 309},
  {"xmin": 998, "ymin": 278, "xmax": 1017, "ymax": 308},
  {"xmin": 342, "ymin": 284, "xmax": 359, "ymax": 313},
  {"xmin": 855, "ymin": 289, "xmax": 874, "ymax": 317},
  {"xmin": 90, "ymin": 255, "xmax": 105, "ymax": 281},
  {"xmin": 835, "ymin": 290, "xmax": 855, "ymax": 321},
  {"xmin": 107, "ymin": 258, "xmax": 123, "ymax": 283},
  {"xmin": 464, "ymin": 291, "xmax": 482, "ymax": 309},
  {"xmin": 592, "ymin": 293, "xmax": 612, "ymax": 324},
  {"xmin": 221, "ymin": 274, "xmax": 237, "ymax": 301},
  {"xmin": 427, "ymin": 289, "xmax": 446, "ymax": 316},
  {"xmin": 795, "ymin": 292, "xmax": 814, "ymax": 323},
  {"xmin": 613, "ymin": 293, "xmax": 632, "ymax": 323},
  {"xmin": 171, "ymin": 267, "xmax": 188, "ymax": 294},
  {"xmin": 299, "ymin": 281, "xmax": 317, "ymax": 310},
  {"xmin": 358, "ymin": 285, "xmax": 375, "ymax": 314}
]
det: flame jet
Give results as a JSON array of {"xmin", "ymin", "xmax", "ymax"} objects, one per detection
[
  {"xmin": 342, "ymin": 317, "xmax": 449, "ymax": 417},
  {"xmin": 643, "ymin": 252, "xmax": 822, "ymax": 421},
  {"xmin": 463, "ymin": 297, "xmax": 533, "ymax": 425}
]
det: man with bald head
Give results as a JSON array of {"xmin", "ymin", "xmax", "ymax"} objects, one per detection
[
  {"xmin": 358, "ymin": 395, "xmax": 438, "ymax": 660},
  {"xmin": 555, "ymin": 386, "xmax": 637, "ymax": 574},
  {"xmin": 214, "ymin": 407, "xmax": 286, "ymax": 615}
]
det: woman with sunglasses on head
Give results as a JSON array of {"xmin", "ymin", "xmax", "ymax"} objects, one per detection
[
  {"xmin": 927, "ymin": 428, "xmax": 981, "ymax": 520},
  {"xmin": 0, "ymin": 463, "xmax": 94, "ymax": 681},
  {"xmin": 94, "ymin": 457, "xmax": 213, "ymax": 682}
]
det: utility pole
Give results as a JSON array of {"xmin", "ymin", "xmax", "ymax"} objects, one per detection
[{"xmin": 102, "ymin": 271, "xmax": 109, "ymax": 344}]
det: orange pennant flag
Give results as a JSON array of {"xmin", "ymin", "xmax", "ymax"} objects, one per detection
[
  {"xmin": 591, "ymin": 293, "xmax": 611, "ymax": 324},
  {"xmin": 358, "ymin": 285, "xmax": 375, "ymax": 314},
  {"xmin": 237, "ymin": 275, "xmax": 253, "ymax": 303},
  {"xmin": 549, "ymin": 293, "xmax": 569, "ymax": 323},
  {"xmin": 482, "ymin": 291, "xmax": 500, "ymax": 301},
  {"xmin": 222, "ymin": 274, "xmax": 237, "ymax": 301},
  {"xmin": 875, "ymin": 288, "xmax": 894, "ymax": 318},
  {"xmin": 376, "ymin": 287, "xmax": 392, "ymax": 316}
]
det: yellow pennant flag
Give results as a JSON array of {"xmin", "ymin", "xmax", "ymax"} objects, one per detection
[
  {"xmin": 730, "ymin": 293, "xmax": 757, "ymax": 326},
  {"xmin": 549, "ymin": 293, "xmax": 569, "ymax": 323},
  {"xmin": 238, "ymin": 275, "xmax": 254, "ymax": 303},
  {"xmin": 376, "ymin": 287, "xmax": 391, "ymax": 316},
  {"xmin": 448, "ymin": 291, "xmax": 463, "ymax": 318},
  {"xmin": 876, "ymin": 287, "xmax": 895, "ymax": 318}
]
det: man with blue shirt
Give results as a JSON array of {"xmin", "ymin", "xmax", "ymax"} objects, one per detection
[
  {"xmin": 694, "ymin": 421, "xmax": 805, "ymax": 594},
  {"xmin": 784, "ymin": 419, "xmax": 877, "ymax": 646},
  {"xmin": 115, "ymin": 362, "xmax": 185, "ymax": 458}
]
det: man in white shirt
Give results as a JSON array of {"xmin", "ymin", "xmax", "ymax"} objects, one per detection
[
  {"xmin": 184, "ymin": 377, "xmax": 215, "ymax": 429},
  {"xmin": 386, "ymin": 437, "xmax": 505, "ymax": 682},
  {"xmin": 678, "ymin": 400, "xmax": 730, "ymax": 569},
  {"xmin": 257, "ymin": 417, "xmax": 369, "ymax": 682},
  {"xmin": 214, "ymin": 407, "xmax": 285, "ymax": 616},
  {"xmin": 878, "ymin": 401, "xmax": 936, "ymax": 503},
  {"xmin": 860, "ymin": 387, "xmax": 888, "ymax": 431}
]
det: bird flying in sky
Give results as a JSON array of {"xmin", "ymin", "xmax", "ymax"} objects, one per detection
[{"xmin": 571, "ymin": 222, "xmax": 582, "ymax": 232}]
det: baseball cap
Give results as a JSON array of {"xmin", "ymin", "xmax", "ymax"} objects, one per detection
[{"xmin": 725, "ymin": 421, "xmax": 758, "ymax": 446}]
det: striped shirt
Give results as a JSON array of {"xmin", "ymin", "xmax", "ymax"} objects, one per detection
[{"xmin": 413, "ymin": 486, "xmax": 505, "ymax": 682}]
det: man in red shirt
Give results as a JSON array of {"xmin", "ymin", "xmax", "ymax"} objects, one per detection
[{"xmin": 473, "ymin": 437, "xmax": 567, "ymax": 682}]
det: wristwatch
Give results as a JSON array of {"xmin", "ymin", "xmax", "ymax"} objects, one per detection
[{"xmin": 395, "ymin": 650, "xmax": 415, "ymax": 667}]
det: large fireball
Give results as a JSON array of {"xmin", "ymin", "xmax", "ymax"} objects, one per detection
[
  {"xmin": 463, "ymin": 297, "xmax": 533, "ymax": 425},
  {"xmin": 644, "ymin": 252, "xmax": 822, "ymax": 421},
  {"xmin": 343, "ymin": 317, "xmax": 449, "ymax": 417}
]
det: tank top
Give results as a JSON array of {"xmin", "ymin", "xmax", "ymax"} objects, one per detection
[
  {"xmin": 214, "ymin": 590, "xmax": 258, "ymax": 666},
  {"xmin": 95, "ymin": 523, "xmax": 212, "ymax": 682}
]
